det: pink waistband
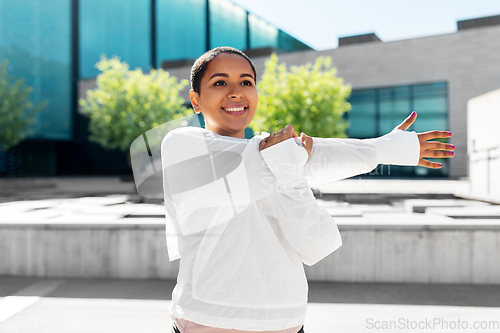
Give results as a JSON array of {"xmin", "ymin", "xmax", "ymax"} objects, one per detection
[{"xmin": 175, "ymin": 318, "xmax": 303, "ymax": 333}]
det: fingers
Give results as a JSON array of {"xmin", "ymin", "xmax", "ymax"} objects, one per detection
[
  {"xmin": 418, "ymin": 159, "xmax": 443, "ymax": 169},
  {"xmin": 423, "ymin": 141, "xmax": 455, "ymax": 151},
  {"xmin": 417, "ymin": 130, "xmax": 455, "ymax": 168},
  {"xmin": 420, "ymin": 150, "xmax": 455, "ymax": 158},
  {"xmin": 418, "ymin": 130, "xmax": 453, "ymax": 141},
  {"xmin": 272, "ymin": 124, "xmax": 296, "ymax": 143},
  {"xmin": 300, "ymin": 132, "xmax": 313, "ymax": 156},
  {"xmin": 259, "ymin": 125, "xmax": 301, "ymax": 151},
  {"xmin": 259, "ymin": 136, "xmax": 268, "ymax": 151},
  {"xmin": 421, "ymin": 141, "xmax": 455, "ymax": 159},
  {"xmin": 259, "ymin": 132, "xmax": 277, "ymax": 151},
  {"xmin": 267, "ymin": 132, "xmax": 277, "ymax": 146},
  {"xmin": 396, "ymin": 111, "xmax": 417, "ymax": 131},
  {"xmin": 259, "ymin": 128, "xmax": 289, "ymax": 151},
  {"xmin": 282, "ymin": 124, "xmax": 298, "ymax": 138}
]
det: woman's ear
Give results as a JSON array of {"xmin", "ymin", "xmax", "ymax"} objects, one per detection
[{"xmin": 189, "ymin": 90, "xmax": 202, "ymax": 114}]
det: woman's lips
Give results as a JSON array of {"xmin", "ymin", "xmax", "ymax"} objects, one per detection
[{"xmin": 222, "ymin": 105, "xmax": 247, "ymax": 116}]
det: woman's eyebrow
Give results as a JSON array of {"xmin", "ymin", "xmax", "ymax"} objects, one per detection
[
  {"xmin": 208, "ymin": 73, "xmax": 255, "ymax": 80},
  {"xmin": 241, "ymin": 73, "xmax": 255, "ymax": 80},
  {"xmin": 209, "ymin": 73, "xmax": 228, "ymax": 80}
]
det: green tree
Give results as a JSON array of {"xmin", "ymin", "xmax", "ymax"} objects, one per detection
[
  {"xmin": 79, "ymin": 56, "xmax": 191, "ymax": 152},
  {"xmin": 0, "ymin": 60, "xmax": 44, "ymax": 151},
  {"xmin": 252, "ymin": 54, "xmax": 351, "ymax": 138}
]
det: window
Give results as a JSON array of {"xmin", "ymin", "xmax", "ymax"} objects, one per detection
[
  {"xmin": 157, "ymin": 0, "xmax": 206, "ymax": 65},
  {"xmin": 348, "ymin": 89, "xmax": 377, "ymax": 138},
  {"xmin": 348, "ymin": 82, "xmax": 448, "ymax": 177},
  {"xmin": 80, "ymin": 0, "xmax": 150, "ymax": 78},
  {"xmin": 0, "ymin": 0, "xmax": 72, "ymax": 140},
  {"xmin": 278, "ymin": 30, "xmax": 310, "ymax": 52},
  {"xmin": 209, "ymin": 0, "xmax": 247, "ymax": 50},
  {"xmin": 249, "ymin": 14, "xmax": 278, "ymax": 49}
]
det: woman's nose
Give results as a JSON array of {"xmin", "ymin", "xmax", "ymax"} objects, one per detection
[{"xmin": 228, "ymin": 83, "xmax": 243, "ymax": 99}]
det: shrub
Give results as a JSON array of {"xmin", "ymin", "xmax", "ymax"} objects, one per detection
[
  {"xmin": 0, "ymin": 60, "xmax": 45, "ymax": 151},
  {"xmin": 253, "ymin": 54, "xmax": 351, "ymax": 138},
  {"xmin": 79, "ymin": 56, "xmax": 191, "ymax": 152}
]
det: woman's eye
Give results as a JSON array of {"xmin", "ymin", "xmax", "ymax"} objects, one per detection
[
  {"xmin": 241, "ymin": 80, "xmax": 253, "ymax": 86},
  {"xmin": 214, "ymin": 80, "xmax": 226, "ymax": 86}
]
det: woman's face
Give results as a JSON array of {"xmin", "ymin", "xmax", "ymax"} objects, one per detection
[{"xmin": 190, "ymin": 53, "xmax": 258, "ymax": 139}]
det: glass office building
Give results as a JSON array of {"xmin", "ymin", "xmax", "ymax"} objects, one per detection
[
  {"xmin": 0, "ymin": 0, "xmax": 310, "ymax": 176},
  {"xmin": 347, "ymin": 82, "xmax": 449, "ymax": 177}
]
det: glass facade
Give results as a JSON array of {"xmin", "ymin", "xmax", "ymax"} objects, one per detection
[
  {"xmin": 348, "ymin": 82, "xmax": 448, "ymax": 138},
  {"xmin": 412, "ymin": 83, "xmax": 448, "ymax": 132},
  {"xmin": 348, "ymin": 82, "xmax": 449, "ymax": 176},
  {"xmin": 157, "ymin": 0, "xmax": 207, "ymax": 66},
  {"xmin": 80, "ymin": 0, "xmax": 151, "ymax": 78},
  {"xmin": 0, "ymin": 0, "xmax": 311, "ymax": 176},
  {"xmin": 209, "ymin": 0, "xmax": 247, "ymax": 50},
  {"xmin": 278, "ymin": 30, "xmax": 311, "ymax": 52},
  {"xmin": 249, "ymin": 14, "xmax": 278, "ymax": 49},
  {"xmin": 348, "ymin": 89, "xmax": 378, "ymax": 138},
  {"xmin": 0, "ymin": 0, "xmax": 72, "ymax": 140}
]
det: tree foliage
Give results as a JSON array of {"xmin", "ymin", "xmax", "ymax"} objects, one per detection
[
  {"xmin": 0, "ymin": 60, "xmax": 44, "ymax": 151},
  {"xmin": 79, "ymin": 56, "xmax": 191, "ymax": 152},
  {"xmin": 252, "ymin": 54, "xmax": 351, "ymax": 138}
]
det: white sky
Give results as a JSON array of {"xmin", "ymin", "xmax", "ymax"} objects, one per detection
[{"xmin": 231, "ymin": 0, "xmax": 500, "ymax": 50}]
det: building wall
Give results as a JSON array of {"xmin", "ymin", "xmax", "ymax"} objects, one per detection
[
  {"xmin": 467, "ymin": 88, "xmax": 500, "ymax": 201},
  {"xmin": 249, "ymin": 25, "xmax": 500, "ymax": 179}
]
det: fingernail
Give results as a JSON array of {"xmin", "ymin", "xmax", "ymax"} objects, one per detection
[
  {"xmin": 448, "ymin": 151, "xmax": 455, "ymax": 156},
  {"xmin": 410, "ymin": 111, "xmax": 416, "ymax": 117},
  {"xmin": 450, "ymin": 145, "xmax": 455, "ymax": 149},
  {"xmin": 438, "ymin": 163, "xmax": 443, "ymax": 167},
  {"xmin": 447, "ymin": 132, "xmax": 452, "ymax": 136},
  {"xmin": 300, "ymin": 132, "xmax": 304, "ymax": 136}
]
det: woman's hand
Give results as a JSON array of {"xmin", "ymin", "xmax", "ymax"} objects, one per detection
[
  {"xmin": 396, "ymin": 112, "xmax": 455, "ymax": 169},
  {"xmin": 259, "ymin": 124, "xmax": 313, "ymax": 156}
]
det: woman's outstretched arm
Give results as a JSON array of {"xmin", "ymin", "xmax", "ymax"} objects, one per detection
[{"xmin": 301, "ymin": 112, "xmax": 454, "ymax": 187}]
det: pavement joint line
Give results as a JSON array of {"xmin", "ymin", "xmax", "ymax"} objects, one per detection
[{"xmin": 0, "ymin": 279, "xmax": 66, "ymax": 324}]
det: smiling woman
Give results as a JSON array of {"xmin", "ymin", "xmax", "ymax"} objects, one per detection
[
  {"xmin": 189, "ymin": 48, "xmax": 258, "ymax": 139},
  {"xmin": 161, "ymin": 46, "xmax": 454, "ymax": 333}
]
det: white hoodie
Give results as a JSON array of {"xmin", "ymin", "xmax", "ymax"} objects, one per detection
[{"xmin": 160, "ymin": 127, "xmax": 419, "ymax": 331}]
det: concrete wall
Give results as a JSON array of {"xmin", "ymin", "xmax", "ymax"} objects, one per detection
[
  {"xmin": 307, "ymin": 227, "xmax": 500, "ymax": 284},
  {"xmin": 79, "ymin": 25, "xmax": 500, "ymax": 179},
  {"xmin": 2, "ymin": 224, "xmax": 500, "ymax": 284},
  {"xmin": 467, "ymin": 88, "xmax": 500, "ymax": 201},
  {"xmin": 0, "ymin": 226, "xmax": 177, "ymax": 279}
]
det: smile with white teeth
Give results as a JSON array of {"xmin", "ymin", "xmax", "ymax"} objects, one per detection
[{"xmin": 224, "ymin": 107, "xmax": 246, "ymax": 112}]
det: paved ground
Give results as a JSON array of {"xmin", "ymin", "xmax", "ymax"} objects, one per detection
[
  {"xmin": 1, "ymin": 177, "xmax": 499, "ymax": 332},
  {"xmin": 0, "ymin": 277, "xmax": 499, "ymax": 333}
]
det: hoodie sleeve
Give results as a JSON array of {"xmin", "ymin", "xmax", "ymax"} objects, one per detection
[
  {"xmin": 304, "ymin": 129, "xmax": 420, "ymax": 188},
  {"xmin": 260, "ymin": 138, "xmax": 342, "ymax": 266}
]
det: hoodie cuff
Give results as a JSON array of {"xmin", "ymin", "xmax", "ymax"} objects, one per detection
[{"xmin": 260, "ymin": 137, "xmax": 309, "ymax": 189}]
